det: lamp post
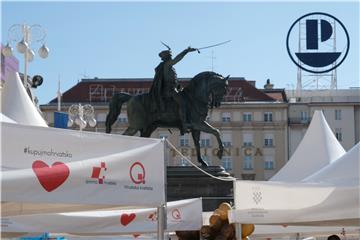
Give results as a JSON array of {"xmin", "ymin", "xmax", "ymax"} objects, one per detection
[
  {"xmin": 67, "ymin": 104, "xmax": 97, "ymax": 131},
  {"xmin": 2, "ymin": 24, "xmax": 49, "ymax": 102}
]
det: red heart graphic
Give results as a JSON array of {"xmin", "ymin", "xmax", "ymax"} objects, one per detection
[
  {"xmin": 32, "ymin": 160, "xmax": 70, "ymax": 192},
  {"xmin": 120, "ymin": 213, "xmax": 136, "ymax": 226}
]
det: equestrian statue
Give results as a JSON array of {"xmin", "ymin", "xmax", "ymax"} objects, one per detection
[{"xmin": 105, "ymin": 43, "xmax": 229, "ymax": 167}]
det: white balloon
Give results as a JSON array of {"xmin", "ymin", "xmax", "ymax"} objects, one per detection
[
  {"xmin": 88, "ymin": 118, "xmax": 97, "ymax": 127},
  {"xmin": 2, "ymin": 43, "xmax": 13, "ymax": 57},
  {"xmin": 67, "ymin": 119, "xmax": 74, "ymax": 127},
  {"xmin": 16, "ymin": 39, "xmax": 28, "ymax": 54},
  {"xmin": 80, "ymin": 119, "xmax": 87, "ymax": 129},
  {"xmin": 27, "ymin": 49, "xmax": 35, "ymax": 62},
  {"xmin": 38, "ymin": 44, "xmax": 49, "ymax": 58},
  {"xmin": 75, "ymin": 117, "xmax": 82, "ymax": 126}
]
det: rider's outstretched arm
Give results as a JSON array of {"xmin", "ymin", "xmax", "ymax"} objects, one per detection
[{"xmin": 169, "ymin": 47, "xmax": 196, "ymax": 66}]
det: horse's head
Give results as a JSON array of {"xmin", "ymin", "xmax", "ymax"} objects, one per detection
[
  {"xmin": 185, "ymin": 71, "xmax": 229, "ymax": 109},
  {"xmin": 208, "ymin": 74, "xmax": 229, "ymax": 108}
]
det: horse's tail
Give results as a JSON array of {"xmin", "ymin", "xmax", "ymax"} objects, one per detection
[{"xmin": 105, "ymin": 93, "xmax": 132, "ymax": 133}]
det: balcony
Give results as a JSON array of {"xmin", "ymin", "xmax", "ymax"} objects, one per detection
[{"xmin": 288, "ymin": 118, "xmax": 311, "ymax": 125}]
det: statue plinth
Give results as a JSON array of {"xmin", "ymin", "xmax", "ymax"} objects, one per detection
[{"xmin": 167, "ymin": 166, "xmax": 233, "ymax": 211}]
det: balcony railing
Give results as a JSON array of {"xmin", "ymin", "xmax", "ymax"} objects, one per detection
[{"xmin": 288, "ymin": 118, "xmax": 312, "ymax": 125}]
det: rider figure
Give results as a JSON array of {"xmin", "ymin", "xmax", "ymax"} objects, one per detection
[{"xmin": 149, "ymin": 46, "xmax": 197, "ymax": 135}]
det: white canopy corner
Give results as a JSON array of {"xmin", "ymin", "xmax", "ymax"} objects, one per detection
[{"xmin": 1, "ymin": 71, "xmax": 47, "ymax": 127}]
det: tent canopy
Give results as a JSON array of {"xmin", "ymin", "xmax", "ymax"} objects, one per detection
[
  {"xmin": 1, "ymin": 121, "xmax": 165, "ymax": 216},
  {"xmin": 229, "ymin": 143, "xmax": 360, "ymax": 226},
  {"xmin": 2, "ymin": 198, "xmax": 202, "ymax": 234},
  {"xmin": 271, "ymin": 110, "xmax": 345, "ymax": 182},
  {"xmin": 1, "ymin": 71, "xmax": 47, "ymax": 127}
]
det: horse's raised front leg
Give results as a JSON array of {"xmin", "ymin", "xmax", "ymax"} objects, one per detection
[
  {"xmin": 192, "ymin": 121, "xmax": 224, "ymax": 160},
  {"xmin": 191, "ymin": 130, "xmax": 208, "ymax": 167}
]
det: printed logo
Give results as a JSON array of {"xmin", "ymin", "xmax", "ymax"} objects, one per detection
[
  {"xmin": 91, "ymin": 162, "xmax": 107, "ymax": 184},
  {"xmin": 171, "ymin": 209, "xmax": 181, "ymax": 220},
  {"xmin": 32, "ymin": 160, "xmax": 70, "ymax": 192},
  {"xmin": 124, "ymin": 161, "xmax": 153, "ymax": 191},
  {"xmin": 252, "ymin": 187, "xmax": 262, "ymax": 205},
  {"xmin": 86, "ymin": 162, "xmax": 116, "ymax": 186},
  {"xmin": 286, "ymin": 12, "xmax": 350, "ymax": 73},
  {"xmin": 129, "ymin": 162, "xmax": 146, "ymax": 184},
  {"xmin": 148, "ymin": 211, "xmax": 157, "ymax": 221},
  {"xmin": 120, "ymin": 213, "xmax": 136, "ymax": 226}
]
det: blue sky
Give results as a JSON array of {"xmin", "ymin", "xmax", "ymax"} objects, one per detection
[{"xmin": 2, "ymin": 1, "xmax": 359, "ymax": 104}]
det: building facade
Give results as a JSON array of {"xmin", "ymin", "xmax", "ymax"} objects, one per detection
[
  {"xmin": 40, "ymin": 77, "xmax": 288, "ymax": 180},
  {"xmin": 287, "ymin": 89, "xmax": 360, "ymax": 156}
]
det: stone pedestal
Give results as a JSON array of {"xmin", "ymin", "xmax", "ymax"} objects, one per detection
[{"xmin": 167, "ymin": 166, "xmax": 234, "ymax": 211}]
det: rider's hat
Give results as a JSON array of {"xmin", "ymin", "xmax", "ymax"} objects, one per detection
[{"xmin": 159, "ymin": 50, "xmax": 171, "ymax": 59}]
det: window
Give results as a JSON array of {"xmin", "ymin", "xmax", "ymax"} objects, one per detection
[
  {"xmin": 118, "ymin": 113, "xmax": 128, "ymax": 123},
  {"xmin": 264, "ymin": 133, "xmax": 274, "ymax": 147},
  {"xmin": 180, "ymin": 158, "xmax": 190, "ymax": 166},
  {"xmin": 179, "ymin": 135, "xmax": 189, "ymax": 147},
  {"xmin": 96, "ymin": 113, "xmax": 107, "ymax": 122},
  {"xmin": 300, "ymin": 111, "xmax": 308, "ymax": 121},
  {"xmin": 264, "ymin": 155, "xmax": 275, "ymax": 170},
  {"xmin": 200, "ymin": 133, "xmax": 211, "ymax": 148},
  {"xmin": 335, "ymin": 128, "xmax": 342, "ymax": 141},
  {"xmin": 159, "ymin": 133, "xmax": 169, "ymax": 139},
  {"xmin": 222, "ymin": 133, "xmax": 232, "ymax": 147},
  {"xmin": 243, "ymin": 133, "xmax": 253, "ymax": 147},
  {"xmin": 243, "ymin": 112, "xmax": 252, "ymax": 122},
  {"xmin": 335, "ymin": 109, "xmax": 342, "ymax": 120},
  {"xmin": 221, "ymin": 157, "xmax": 233, "ymax": 171},
  {"xmin": 264, "ymin": 112, "xmax": 273, "ymax": 122},
  {"xmin": 243, "ymin": 155, "xmax": 253, "ymax": 170},
  {"xmin": 200, "ymin": 139, "xmax": 211, "ymax": 148},
  {"xmin": 222, "ymin": 112, "xmax": 231, "ymax": 122}
]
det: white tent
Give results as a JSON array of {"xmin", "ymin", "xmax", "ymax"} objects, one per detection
[
  {"xmin": 303, "ymin": 143, "xmax": 360, "ymax": 185},
  {"xmin": 271, "ymin": 110, "xmax": 345, "ymax": 182},
  {"xmin": 2, "ymin": 198, "xmax": 202, "ymax": 234},
  {"xmin": 228, "ymin": 143, "xmax": 360, "ymax": 226},
  {"xmin": 0, "ymin": 71, "xmax": 48, "ymax": 127},
  {"xmin": 1, "ymin": 121, "xmax": 165, "ymax": 216}
]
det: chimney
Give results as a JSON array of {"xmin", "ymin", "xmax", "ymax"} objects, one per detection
[{"xmin": 264, "ymin": 78, "xmax": 274, "ymax": 89}]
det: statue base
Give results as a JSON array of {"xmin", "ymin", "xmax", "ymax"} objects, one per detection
[{"xmin": 167, "ymin": 166, "xmax": 234, "ymax": 211}]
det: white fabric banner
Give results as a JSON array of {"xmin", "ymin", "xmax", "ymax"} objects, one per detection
[
  {"xmin": 1, "ymin": 199, "xmax": 202, "ymax": 234},
  {"xmin": 229, "ymin": 180, "xmax": 360, "ymax": 226},
  {"xmin": 1, "ymin": 122, "xmax": 165, "ymax": 211}
]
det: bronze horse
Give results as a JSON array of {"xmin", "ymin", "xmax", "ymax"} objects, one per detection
[{"xmin": 105, "ymin": 71, "xmax": 229, "ymax": 166}]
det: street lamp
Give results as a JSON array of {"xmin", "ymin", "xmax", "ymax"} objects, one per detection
[
  {"xmin": 67, "ymin": 104, "xmax": 97, "ymax": 131},
  {"xmin": 2, "ymin": 24, "xmax": 50, "ymax": 102}
]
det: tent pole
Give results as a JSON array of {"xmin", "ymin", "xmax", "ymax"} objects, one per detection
[
  {"xmin": 157, "ymin": 205, "xmax": 165, "ymax": 240},
  {"xmin": 157, "ymin": 138, "xmax": 167, "ymax": 240},
  {"xmin": 233, "ymin": 180, "xmax": 242, "ymax": 240}
]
